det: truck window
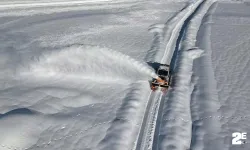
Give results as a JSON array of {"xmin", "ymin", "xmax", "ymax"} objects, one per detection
[{"xmin": 158, "ymin": 70, "xmax": 168, "ymax": 76}]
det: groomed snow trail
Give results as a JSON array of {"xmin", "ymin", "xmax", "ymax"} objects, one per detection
[{"xmin": 133, "ymin": 0, "xmax": 210, "ymax": 150}]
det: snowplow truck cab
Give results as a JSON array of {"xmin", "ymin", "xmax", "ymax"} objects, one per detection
[{"xmin": 151, "ymin": 64, "xmax": 170, "ymax": 91}]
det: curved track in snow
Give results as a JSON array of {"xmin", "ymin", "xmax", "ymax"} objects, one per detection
[
  {"xmin": 134, "ymin": 0, "xmax": 207, "ymax": 150},
  {"xmin": 134, "ymin": 91, "xmax": 162, "ymax": 150}
]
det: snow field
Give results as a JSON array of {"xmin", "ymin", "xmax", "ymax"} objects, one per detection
[
  {"xmin": 0, "ymin": 0, "xmax": 197, "ymax": 150},
  {"xmin": 207, "ymin": 2, "xmax": 250, "ymax": 149},
  {"xmin": 0, "ymin": 0, "xmax": 142, "ymax": 17}
]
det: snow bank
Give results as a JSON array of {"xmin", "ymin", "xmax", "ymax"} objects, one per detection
[
  {"xmin": 97, "ymin": 82, "xmax": 151, "ymax": 150},
  {"xmin": 159, "ymin": 49, "xmax": 203, "ymax": 150},
  {"xmin": 158, "ymin": 0, "xmax": 220, "ymax": 150},
  {"xmin": 184, "ymin": 1, "xmax": 225, "ymax": 150}
]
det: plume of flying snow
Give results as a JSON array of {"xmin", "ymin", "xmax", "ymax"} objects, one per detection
[
  {"xmin": 19, "ymin": 45, "xmax": 157, "ymax": 82},
  {"xmin": 106, "ymin": 49, "xmax": 158, "ymax": 79}
]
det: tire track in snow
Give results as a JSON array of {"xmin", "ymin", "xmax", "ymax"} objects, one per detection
[{"xmin": 134, "ymin": 91, "xmax": 162, "ymax": 150}]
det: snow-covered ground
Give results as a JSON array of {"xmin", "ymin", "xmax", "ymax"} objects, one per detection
[
  {"xmin": 148, "ymin": 0, "xmax": 250, "ymax": 150},
  {"xmin": 191, "ymin": 1, "xmax": 250, "ymax": 150},
  {"xmin": 0, "ymin": 0, "xmax": 187, "ymax": 150},
  {"xmin": 1, "ymin": 0, "xmax": 250, "ymax": 150}
]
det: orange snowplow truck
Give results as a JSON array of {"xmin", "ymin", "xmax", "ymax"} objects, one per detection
[{"xmin": 151, "ymin": 64, "xmax": 171, "ymax": 92}]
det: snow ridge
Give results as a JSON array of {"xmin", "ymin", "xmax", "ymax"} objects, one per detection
[
  {"xmin": 97, "ymin": 82, "xmax": 151, "ymax": 150},
  {"xmin": 157, "ymin": 0, "xmax": 218, "ymax": 150}
]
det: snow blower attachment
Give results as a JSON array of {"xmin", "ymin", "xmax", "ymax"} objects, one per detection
[{"xmin": 151, "ymin": 64, "xmax": 171, "ymax": 92}]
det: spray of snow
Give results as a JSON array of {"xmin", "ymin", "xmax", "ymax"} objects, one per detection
[
  {"xmin": 107, "ymin": 49, "xmax": 158, "ymax": 79},
  {"xmin": 19, "ymin": 45, "xmax": 157, "ymax": 82}
]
